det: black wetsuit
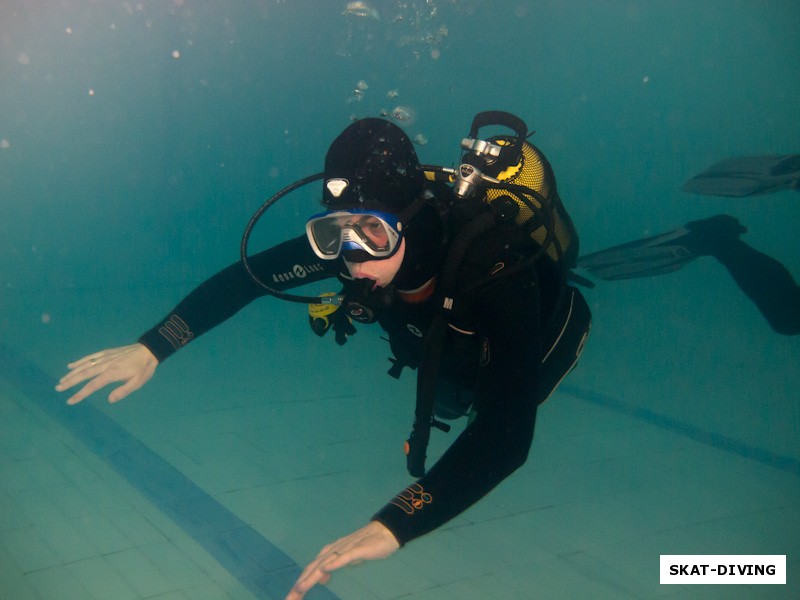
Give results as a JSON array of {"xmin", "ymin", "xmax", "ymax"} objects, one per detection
[{"xmin": 138, "ymin": 219, "xmax": 591, "ymax": 546}]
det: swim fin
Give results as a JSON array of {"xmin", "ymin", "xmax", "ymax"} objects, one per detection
[
  {"xmin": 682, "ymin": 154, "xmax": 800, "ymax": 197},
  {"xmin": 577, "ymin": 214, "xmax": 746, "ymax": 281}
]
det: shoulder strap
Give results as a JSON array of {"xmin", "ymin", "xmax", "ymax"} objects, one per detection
[{"xmin": 405, "ymin": 209, "xmax": 498, "ymax": 477}]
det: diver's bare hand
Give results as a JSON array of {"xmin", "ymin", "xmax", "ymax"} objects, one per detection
[
  {"xmin": 286, "ymin": 521, "xmax": 400, "ymax": 600},
  {"xmin": 55, "ymin": 343, "xmax": 158, "ymax": 405}
]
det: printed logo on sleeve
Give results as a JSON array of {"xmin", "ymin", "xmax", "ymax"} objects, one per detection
[
  {"xmin": 389, "ymin": 483, "xmax": 432, "ymax": 515},
  {"xmin": 272, "ymin": 263, "xmax": 324, "ymax": 283},
  {"xmin": 158, "ymin": 314, "xmax": 194, "ymax": 350}
]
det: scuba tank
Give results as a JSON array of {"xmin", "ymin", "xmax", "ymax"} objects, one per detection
[
  {"xmin": 406, "ymin": 111, "xmax": 582, "ymax": 477},
  {"xmin": 429, "ymin": 110, "xmax": 579, "ymax": 269}
]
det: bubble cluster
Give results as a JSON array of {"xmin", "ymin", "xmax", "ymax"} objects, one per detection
[
  {"xmin": 343, "ymin": 1, "xmax": 379, "ymax": 20},
  {"xmin": 342, "ymin": 77, "xmax": 428, "ymax": 149},
  {"xmin": 337, "ymin": 0, "xmax": 451, "ymax": 62}
]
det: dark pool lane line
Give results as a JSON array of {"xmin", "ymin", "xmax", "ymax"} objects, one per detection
[
  {"xmin": 560, "ymin": 384, "xmax": 800, "ymax": 476},
  {"xmin": 0, "ymin": 343, "xmax": 340, "ymax": 600}
]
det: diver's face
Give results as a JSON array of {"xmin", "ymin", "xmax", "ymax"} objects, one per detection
[{"xmin": 344, "ymin": 238, "xmax": 405, "ymax": 288}]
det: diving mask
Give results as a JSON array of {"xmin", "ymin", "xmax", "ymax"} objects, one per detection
[{"xmin": 306, "ymin": 209, "xmax": 403, "ymax": 262}]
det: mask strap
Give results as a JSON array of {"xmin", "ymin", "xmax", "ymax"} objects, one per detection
[{"xmin": 396, "ymin": 190, "xmax": 433, "ymax": 228}]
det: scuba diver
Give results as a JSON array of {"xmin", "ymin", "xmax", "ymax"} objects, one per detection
[
  {"xmin": 577, "ymin": 154, "xmax": 800, "ymax": 336},
  {"xmin": 56, "ymin": 112, "xmax": 592, "ymax": 599}
]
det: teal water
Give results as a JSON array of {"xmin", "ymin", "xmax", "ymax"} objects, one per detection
[{"xmin": 1, "ymin": 1, "xmax": 799, "ymax": 599}]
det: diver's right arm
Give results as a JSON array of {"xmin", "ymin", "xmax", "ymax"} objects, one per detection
[
  {"xmin": 57, "ymin": 235, "xmax": 336, "ymax": 404},
  {"xmin": 139, "ymin": 235, "xmax": 334, "ymax": 361}
]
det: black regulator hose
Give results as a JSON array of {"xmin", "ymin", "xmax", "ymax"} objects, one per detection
[{"xmin": 240, "ymin": 172, "xmax": 343, "ymax": 306}]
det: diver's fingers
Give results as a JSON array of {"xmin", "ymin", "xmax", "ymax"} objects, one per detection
[
  {"xmin": 285, "ymin": 557, "xmax": 336, "ymax": 600},
  {"xmin": 64, "ymin": 344, "xmax": 146, "ymax": 373},
  {"xmin": 58, "ymin": 349, "xmax": 121, "ymax": 390},
  {"xmin": 107, "ymin": 374, "xmax": 150, "ymax": 404},
  {"xmin": 56, "ymin": 362, "xmax": 106, "ymax": 392},
  {"xmin": 66, "ymin": 350, "xmax": 107, "ymax": 370},
  {"xmin": 66, "ymin": 362, "xmax": 155, "ymax": 406},
  {"xmin": 64, "ymin": 372, "xmax": 118, "ymax": 406},
  {"xmin": 286, "ymin": 543, "xmax": 341, "ymax": 600},
  {"xmin": 57, "ymin": 344, "xmax": 157, "ymax": 402},
  {"xmin": 287, "ymin": 522, "xmax": 398, "ymax": 599},
  {"xmin": 64, "ymin": 367, "xmax": 142, "ymax": 406},
  {"xmin": 287, "ymin": 547, "xmax": 360, "ymax": 600}
]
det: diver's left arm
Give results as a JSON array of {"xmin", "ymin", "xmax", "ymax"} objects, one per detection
[
  {"xmin": 374, "ymin": 265, "xmax": 543, "ymax": 545},
  {"xmin": 286, "ymin": 268, "xmax": 543, "ymax": 599}
]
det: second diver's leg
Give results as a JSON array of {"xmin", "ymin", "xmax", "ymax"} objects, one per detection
[
  {"xmin": 714, "ymin": 240, "xmax": 800, "ymax": 335},
  {"xmin": 686, "ymin": 216, "xmax": 800, "ymax": 335}
]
